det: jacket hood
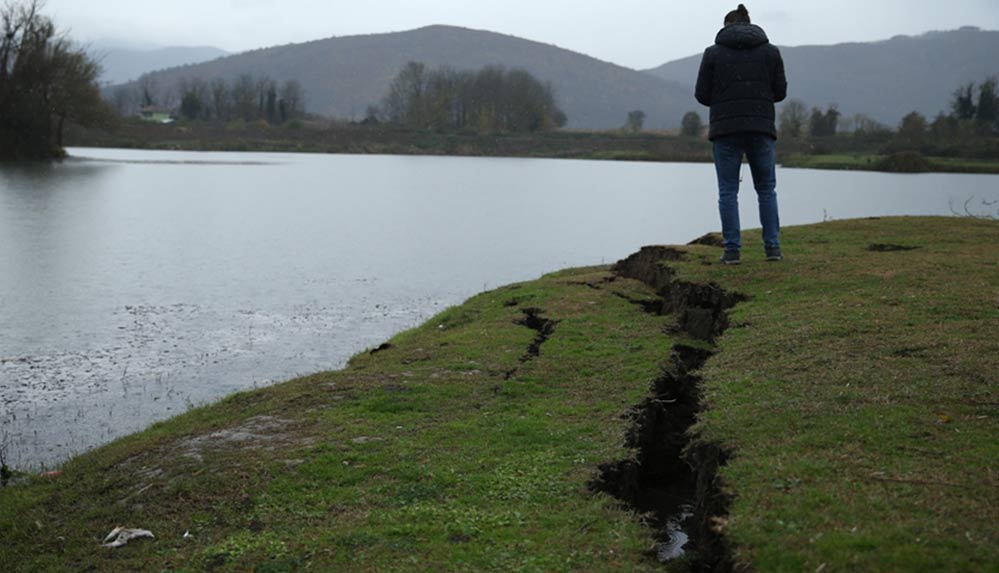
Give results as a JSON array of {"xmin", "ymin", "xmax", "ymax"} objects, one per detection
[{"xmin": 715, "ymin": 24, "xmax": 769, "ymax": 49}]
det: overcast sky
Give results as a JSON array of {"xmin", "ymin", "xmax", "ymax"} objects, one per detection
[{"xmin": 43, "ymin": 0, "xmax": 999, "ymax": 69}]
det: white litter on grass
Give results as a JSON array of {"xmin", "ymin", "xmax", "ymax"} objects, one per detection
[{"xmin": 102, "ymin": 526, "xmax": 155, "ymax": 548}]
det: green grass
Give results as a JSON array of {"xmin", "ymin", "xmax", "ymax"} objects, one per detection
[
  {"xmin": 782, "ymin": 153, "xmax": 999, "ymax": 174},
  {"xmin": 583, "ymin": 150, "xmax": 659, "ymax": 162},
  {"xmin": 781, "ymin": 153, "xmax": 879, "ymax": 170},
  {"xmin": 1, "ymin": 217, "xmax": 996, "ymax": 571},
  {"xmin": 931, "ymin": 156, "xmax": 999, "ymax": 173},
  {"xmin": 0, "ymin": 267, "xmax": 677, "ymax": 572},
  {"xmin": 669, "ymin": 217, "xmax": 999, "ymax": 571}
]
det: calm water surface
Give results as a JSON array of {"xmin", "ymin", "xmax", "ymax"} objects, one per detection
[{"xmin": 2, "ymin": 148, "xmax": 996, "ymax": 468}]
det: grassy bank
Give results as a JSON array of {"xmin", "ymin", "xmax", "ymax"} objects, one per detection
[
  {"xmin": 64, "ymin": 120, "xmax": 715, "ymax": 164},
  {"xmin": 64, "ymin": 121, "xmax": 999, "ymax": 174},
  {"xmin": 1, "ymin": 217, "xmax": 997, "ymax": 571},
  {"xmin": 640, "ymin": 217, "xmax": 999, "ymax": 571},
  {"xmin": 781, "ymin": 153, "xmax": 999, "ymax": 174}
]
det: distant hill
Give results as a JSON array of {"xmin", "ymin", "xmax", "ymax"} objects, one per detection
[
  {"xmin": 645, "ymin": 27, "xmax": 999, "ymax": 127},
  {"xmin": 118, "ymin": 26, "xmax": 694, "ymax": 130},
  {"xmin": 91, "ymin": 45, "xmax": 229, "ymax": 85}
]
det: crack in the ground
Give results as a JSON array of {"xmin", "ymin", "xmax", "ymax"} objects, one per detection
[
  {"xmin": 688, "ymin": 233, "xmax": 726, "ymax": 248},
  {"xmin": 368, "ymin": 343, "xmax": 393, "ymax": 355},
  {"xmin": 591, "ymin": 245, "xmax": 745, "ymax": 571},
  {"xmin": 611, "ymin": 290, "xmax": 663, "ymax": 315},
  {"xmin": 567, "ymin": 275, "xmax": 617, "ymax": 291},
  {"xmin": 504, "ymin": 307, "xmax": 559, "ymax": 380},
  {"xmin": 868, "ymin": 243, "xmax": 921, "ymax": 252}
]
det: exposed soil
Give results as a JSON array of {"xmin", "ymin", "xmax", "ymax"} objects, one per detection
[
  {"xmin": 515, "ymin": 308, "xmax": 559, "ymax": 361},
  {"xmin": 177, "ymin": 415, "xmax": 298, "ymax": 462},
  {"xmin": 591, "ymin": 246, "xmax": 745, "ymax": 571},
  {"xmin": 687, "ymin": 233, "xmax": 726, "ymax": 248},
  {"xmin": 868, "ymin": 243, "xmax": 922, "ymax": 252},
  {"xmin": 504, "ymin": 307, "xmax": 559, "ymax": 380}
]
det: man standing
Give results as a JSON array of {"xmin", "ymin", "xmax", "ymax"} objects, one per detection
[{"xmin": 695, "ymin": 4, "xmax": 787, "ymax": 265}]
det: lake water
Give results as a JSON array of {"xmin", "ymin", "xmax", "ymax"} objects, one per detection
[{"xmin": 2, "ymin": 148, "xmax": 997, "ymax": 469}]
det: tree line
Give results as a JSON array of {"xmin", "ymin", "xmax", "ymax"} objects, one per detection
[
  {"xmin": 669, "ymin": 76, "xmax": 999, "ymax": 147},
  {"xmin": 372, "ymin": 62, "xmax": 567, "ymax": 133},
  {"xmin": 1, "ymin": 0, "xmax": 110, "ymax": 160},
  {"xmin": 4, "ymin": 0, "xmax": 993, "ymax": 160},
  {"xmin": 773, "ymin": 76, "xmax": 999, "ymax": 142},
  {"xmin": 110, "ymin": 75, "xmax": 306, "ymax": 124}
]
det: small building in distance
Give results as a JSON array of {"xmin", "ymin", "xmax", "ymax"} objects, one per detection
[{"xmin": 138, "ymin": 105, "xmax": 175, "ymax": 124}]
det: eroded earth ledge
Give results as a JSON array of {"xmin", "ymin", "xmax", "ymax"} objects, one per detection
[{"xmin": 591, "ymin": 246, "xmax": 746, "ymax": 571}]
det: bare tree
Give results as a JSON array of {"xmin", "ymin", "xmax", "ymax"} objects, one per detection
[
  {"xmin": 852, "ymin": 113, "xmax": 890, "ymax": 137},
  {"xmin": 110, "ymin": 84, "xmax": 136, "ymax": 117},
  {"xmin": 136, "ymin": 74, "xmax": 159, "ymax": 107},
  {"xmin": 1, "ymin": 0, "xmax": 110, "ymax": 159},
  {"xmin": 254, "ymin": 76, "xmax": 274, "ymax": 120},
  {"xmin": 176, "ymin": 76, "xmax": 210, "ymax": 120},
  {"xmin": 808, "ymin": 104, "xmax": 840, "ymax": 137},
  {"xmin": 976, "ymin": 77, "xmax": 997, "ymax": 132},
  {"xmin": 680, "ymin": 111, "xmax": 703, "ymax": 137},
  {"xmin": 230, "ymin": 74, "xmax": 257, "ymax": 121},
  {"xmin": 210, "ymin": 77, "xmax": 228, "ymax": 120},
  {"xmin": 778, "ymin": 100, "xmax": 807, "ymax": 139},
  {"xmin": 48, "ymin": 39, "xmax": 108, "ymax": 147},
  {"xmin": 897, "ymin": 111, "xmax": 928, "ymax": 144},
  {"xmin": 279, "ymin": 79, "xmax": 304, "ymax": 121},
  {"xmin": 424, "ymin": 65, "xmax": 462, "ymax": 131},
  {"xmin": 951, "ymin": 82, "xmax": 976, "ymax": 121},
  {"xmin": 624, "ymin": 110, "xmax": 646, "ymax": 133},
  {"xmin": 382, "ymin": 62, "xmax": 565, "ymax": 133},
  {"xmin": 383, "ymin": 61, "xmax": 427, "ymax": 126}
]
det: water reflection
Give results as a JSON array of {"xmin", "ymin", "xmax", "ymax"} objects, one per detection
[
  {"xmin": 0, "ymin": 157, "xmax": 113, "ymax": 188},
  {"xmin": 71, "ymin": 157, "xmax": 276, "ymax": 166}
]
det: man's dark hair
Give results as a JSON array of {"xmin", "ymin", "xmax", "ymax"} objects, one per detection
[{"xmin": 724, "ymin": 4, "xmax": 751, "ymax": 25}]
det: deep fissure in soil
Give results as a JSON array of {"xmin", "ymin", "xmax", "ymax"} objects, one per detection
[
  {"xmin": 592, "ymin": 246, "xmax": 744, "ymax": 571},
  {"xmin": 504, "ymin": 307, "xmax": 559, "ymax": 380}
]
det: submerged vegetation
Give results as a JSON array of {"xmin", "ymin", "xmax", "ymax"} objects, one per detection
[{"xmin": 1, "ymin": 217, "xmax": 996, "ymax": 571}]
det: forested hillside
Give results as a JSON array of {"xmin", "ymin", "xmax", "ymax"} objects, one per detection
[
  {"xmin": 118, "ymin": 25, "xmax": 693, "ymax": 130},
  {"xmin": 645, "ymin": 27, "xmax": 999, "ymax": 126}
]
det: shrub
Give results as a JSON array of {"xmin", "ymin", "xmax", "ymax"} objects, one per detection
[{"xmin": 875, "ymin": 151, "xmax": 931, "ymax": 173}]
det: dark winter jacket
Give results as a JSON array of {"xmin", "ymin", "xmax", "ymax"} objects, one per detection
[{"xmin": 695, "ymin": 24, "xmax": 787, "ymax": 140}]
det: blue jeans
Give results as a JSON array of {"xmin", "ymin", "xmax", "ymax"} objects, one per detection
[{"xmin": 712, "ymin": 134, "xmax": 781, "ymax": 251}]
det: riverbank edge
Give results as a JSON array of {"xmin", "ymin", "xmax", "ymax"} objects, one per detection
[
  {"xmin": 62, "ymin": 121, "xmax": 999, "ymax": 174},
  {"xmin": 63, "ymin": 139, "xmax": 999, "ymax": 175},
  {"xmin": 781, "ymin": 152, "xmax": 999, "ymax": 174},
  {"xmin": 1, "ymin": 218, "xmax": 999, "ymax": 570}
]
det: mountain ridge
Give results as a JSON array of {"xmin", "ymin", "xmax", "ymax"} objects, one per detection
[
  {"xmin": 645, "ymin": 26, "xmax": 999, "ymax": 126},
  {"xmin": 115, "ymin": 25, "xmax": 999, "ymax": 129},
  {"xmin": 116, "ymin": 25, "xmax": 694, "ymax": 130},
  {"xmin": 91, "ymin": 45, "xmax": 229, "ymax": 85}
]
